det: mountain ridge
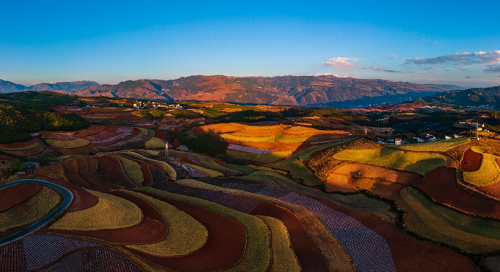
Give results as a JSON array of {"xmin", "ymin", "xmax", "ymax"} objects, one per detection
[{"xmin": 0, "ymin": 76, "xmax": 462, "ymax": 108}]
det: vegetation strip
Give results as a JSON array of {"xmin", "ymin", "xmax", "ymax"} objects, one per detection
[
  {"xmin": 50, "ymin": 189, "xmax": 143, "ymax": 231},
  {"xmin": 111, "ymin": 154, "xmax": 145, "ymax": 186},
  {"xmin": 398, "ymin": 138, "xmax": 470, "ymax": 152},
  {"xmin": 125, "ymin": 190, "xmax": 208, "ymax": 257},
  {"xmin": 45, "ymin": 138, "xmax": 90, "ymax": 148},
  {"xmin": 333, "ymin": 148, "xmax": 446, "ymax": 175},
  {"xmin": 0, "ymin": 183, "xmax": 41, "ymax": 212},
  {"xmin": 463, "ymin": 153, "xmax": 500, "ymax": 186},
  {"xmin": 129, "ymin": 188, "xmax": 248, "ymax": 272}
]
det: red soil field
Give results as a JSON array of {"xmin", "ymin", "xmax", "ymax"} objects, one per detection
[
  {"xmin": 49, "ymin": 178, "xmax": 100, "ymax": 213},
  {"xmin": 62, "ymin": 159, "xmax": 94, "ymax": 189},
  {"xmin": 86, "ymin": 157, "xmax": 122, "ymax": 191},
  {"xmin": 104, "ymin": 125, "xmax": 120, "ymax": 133},
  {"xmin": 135, "ymin": 124, "xmax": 156, "ymax": 129},
  {"xmin": 85, "ymin": 131, "xmax": 117, "ymax": 142},
  {"xmin": 418, "ymin": 167, "xmax": 500, "ymax": 220},
  {"xmin": 47, "ymin": 191, "xmax": 167, "ymax": 245},
  {"xmin": 49, "ymin": 144, "xmax": 99, "ymax": 156},
  {"xmin": 129, "ymin": 190, "xmax": 247, "ymax": 272},
  {"xmin": 0, "ymin": 138, "xmax": 37, "ymax": 149},
  {"xmin": 3, "ymin": 144, "xmax": 45, "ymax": 157},
  {"xmin": 131, "ymin": 128, "xmax": 142, "ymax": 134},
  {"xmin": 0, "ymin": 183, "xmax": 41, "ymax": 212},
  {"xmin": 154, "ymin": 130, "xmax": 166, "ymax": 140},
  {"xmin": 250, "ymin": 201, "xmax": 330, "ymax": 272},
  {"xmin": 75, "ymin": 157, "xmax": 116, "ymax": 192},
  {"xmin": 75, "ymin": 125, "xmax": 106, "ymax": 138},
  {"xmin": 312, "ymin": 196, "xmax": 478, "ymax": 272},
  {"xmin": 461, "ymin": 149, "xmax": 482, "ymax": 172},
  {"xmin": 96, "ymin": 156, "xmax": 137, "ymax": 188},
  {"xmin": 43, "ymin": 133, "xmax": 76, "ymax": 141},
  {"xmin": 118, "ymin": 154, "xmax": 153, "ymax": 186},
  {"xmin": 0, "ymin": 154, "xmax": 15, "ymax": 161}
]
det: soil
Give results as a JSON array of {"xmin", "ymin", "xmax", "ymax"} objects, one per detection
[
  {"xmin": 0, "ymin": 183, "xmax": 41, "ymax": 212},
  {"xmin": 96, "ymin": 156, "xmax": 137, "ymax": 188},
  {"xmin": 418, "ymin": 166, "xmax": 500, "ymax": 220},
  {"xmin": 461, "ymin": 149, "xmax": 482, "ymax": 172},
  {"xmin": 127, "ymin": 190, "xmax": 247, "ymax": 272},
  {"xmin": 250, "ymin": 201, "xmax": 330, "ymax": 272}
]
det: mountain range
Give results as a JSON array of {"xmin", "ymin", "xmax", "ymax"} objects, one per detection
[{"xmin": 0, "ymin": 76, "xmax": 462, "ymax": 108}]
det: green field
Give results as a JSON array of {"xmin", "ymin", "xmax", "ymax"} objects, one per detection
[
  {"xmin": 145, "ymin": 137, "xmax": 165, "ymax": 149},
  {"xmin": 333, "ymin": 148, "xmax": 446, "ymax": 175},
  {"xmin": 398, "ymin": 138, "xmax": 470, "ymax": 152},
  {"xmin": 125, "ymin": 190, "xmax": 208, "ymax": 257},
  {"xmin": 51, "ymin": 189, "xmax": 142, "ymax": 230},
  {"xmin": 399, "ymin": 187, "xmax": 500, "ymax": 253},
  {"xmin": 112, "ymin": 154, "xmax": 144, "ymax": 186},
  {"xmin": 46, "ymin": 138, "xmax": 90, "ymax": 148},
  {"xmin": 139, "ymin": 187, "xmax": 271, "ymax": 272},
  {"xmin": 463, "ymin": 153, "xmax": 500, "ymax": 186}
]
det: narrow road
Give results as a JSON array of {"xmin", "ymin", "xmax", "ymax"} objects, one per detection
[{"xmin": 0, "ymin": 179, "xmax": 73, "ymax": 246}]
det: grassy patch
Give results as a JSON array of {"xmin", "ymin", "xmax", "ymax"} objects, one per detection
[
  {"xmin": 124, "ymin": 151, "xmax": 177, "ymax": 180},
  {"xmin": 471, "ymin": 146, "xmax": 490, "ymax": 153},
  {"xmin": 221, "ymin": 133, "xmax": 276, "ymax": 143},
  {"xmin": 125, "ymin": 190, "xmax": 208, "ymax": 257},
  {"xmin": 0, "ymin": 186, "xmax": 61, "ymax": 232},
  {"xmin": 463, "ymin": 153, "xmax": 500, "ymax": 186},
  {"xmin": 226, "ymin": 163, "xmax": 255, "ymax": 175},
  {"xmin": 50, "ymin": 189, "xmax": 142, "ymax": 230},
  {"xmin": 145, "ymin": 137, "xmax": 165, "ymax": 149},
  {"xmin": 257, "ymin": 216, "xmax": 301, "ymax": 272},
  {"xmin": 45, "ymin": 138, "xmax": 90, "ymax": 148},
  {"xmin": 399, "ymin": 186, "xmax": 500, "ymax": 254},
  {"xmin": 137, "ymin": 127, "xmax": 149, "ymax": 136},
  {"xmin": 333, "ymin": 148, "xmax": 445, "ymax": 175},
  {"xmin": 138, "ymin": 187, "xmax": 271, "ymax": 272},
  {"xmin": 170, "ymin": 150, "xmax": 240, "ymax": 174},
  {"xmin": 112, "ymin": 154, "xmax": 144, "ymax": 186},
  {"xmin": 272, "ymin": 139, "xmax": 352, "ymax": 186},
  {"xmin": 398, "ymin": 138, "xmax": 470, "ymax": 152}
]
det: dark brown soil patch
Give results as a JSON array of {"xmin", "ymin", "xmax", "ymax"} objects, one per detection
[
  {"xmin": 75, "ymin": 125, "xmax": 106, "ymax": 138},
  {"xmin": 0, "ymin": 154, "xmax": 15, "ymax": 161},
  {"xmin": 154, "ymin": 130, "xmax": 166, "ymax": 140},
  {"xmin": 0, "ymin": 138, "xmax": 37, "ymax": 149},
  {"xmin": 0, "ymin": 183, "xmax": 42, "ymax": 212},
  {"xmin": 104, "ymin": 125, "xmax": 120, "ymax": 133},
  {"xmin": 312, "ymin": 196, "xmax": 478, "ymax": 272},
  {"xmin": 86, "ymin": 157, "xmax": 122, "ymax": 191},
  {"xmin": 3, "ymin": 144, "xmax": 45, "ymax": 157},
  {"xmin": 129, "ymin": 190, "xmax": 247, "ymax": 272},
  {"xmin": 461, "ymin": 149, "xmax": 482, "ymax": 172},
  {"xmin": 96, "ymin": 156, "xmax": 136, "ymax": 188},
  {"xmin": 76, "ymin": 157, "xmax": 115, "ymax": 192},
  {"xmin": 250, "ymin": 201, "xmax": 330, "ymax": 272},
  {"xmin": 419, "ymin": 166, "xmax": 500, "ymax": 220},
  {"xmin": 0, "ymin": 239, "xmax": 27, "ymax": 271}
]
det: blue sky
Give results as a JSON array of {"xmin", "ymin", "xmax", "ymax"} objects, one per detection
[{"xmin": 1, "ymin": 1, "xmax": 499, "ymax": 87}]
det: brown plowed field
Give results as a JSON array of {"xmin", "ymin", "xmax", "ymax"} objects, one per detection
[
  {"xmin": 49, "ymin": 144, "xmax": 99, "ymax": 156},
  {"xmin": 461, "ymin": 149, "xmax": 482, "ymax": 172},
  {"xmin": 0, "ymin": 154, "xmax": 15, "ymax": 161},
  {"xmin": 0, "ymin": 138, "xmax": 37, "ymax": 149},
  {"xmin": 419, "ymin": 167, "xmax": 500, "ymax": 220},
  {"xmin": 75, "ymin": 125, "xmax": 106, "ymax": 137},
  {"xmin": 50, "ymin": 178, "xmax": 99, "ymax": 213},
  {"xmin": 130, "ymin": 190, "xmax": 247, "ymax": 272},
  {"xmin": 76, "ymin": 157, "xmax": 116, "ymax": 192},
  {"xmin": 250, "ymin": 202, "xmax": 330, "ymax": 272},
  {"xmin": 62, "ymin": 160, "xmax": 93, "ymax": 189},
  {"xmin": 86, "ymin": 157, "xmax": 122, "ymax": 191},
  {"xmin": 3, "ymin": 144, "xmax": 45, "ymax": 157},
  {"xmin": 118, "ymin": 154, "xmax": 153, "ymax": 186},
  {"xmin": 96, "ymin": 156, "xmax": 136, "ymax": 188},
  {"xmin": 154, "ymin": 130, "xmax": 166, "ymax": 140},
  {"xmin": 50, "ymin": 191, "xmax": 167, "ymax": 244},
  {"xmin": 312, "ymin": 197, "xmax": 478, "ymax": 272},
  {"xmin": 104, "ymin": 125, "xmax": 120, "ymax": 133},
  {"xmin": 0, "ymin": 183, "xmax": 41, "ymax": 212}
]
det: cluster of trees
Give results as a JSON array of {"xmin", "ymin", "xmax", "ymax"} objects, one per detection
[
  {"xmin": 138, "ymin": 109, "xmax": 167, "ymax": 120},
  {"xmin": 0, "ymin": 103, "xmax": 89, "ymax": 143},
  {"xmin": 178, "ymin": 132, "xmax": 227, "ymax": 156}
]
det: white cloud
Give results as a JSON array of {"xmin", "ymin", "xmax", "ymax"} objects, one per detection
[
  {"xmin": 405, "ymin": 50, "xmax": 500, "ymax": 66},
  {"xmin": 323, "ymin": 57, "xmax": 359, "ymax": 71},
  {"xmin": 308, "ymin": 72, "xmax": 338, "ymax": 77}
]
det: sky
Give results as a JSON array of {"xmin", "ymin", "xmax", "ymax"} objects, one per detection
[{"xmin": 1, "ymin": 0, "xmax": 500, "ymax": 88}]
